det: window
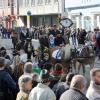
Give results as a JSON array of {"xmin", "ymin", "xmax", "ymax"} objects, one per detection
[
  {"xmin": 45, "ymin": 0, "xmax": 50, "ymax": 4},
  {"xmin": 31, "ymin": 0, "xmax": 35, "ymax": 5},
  {"xmin": 37, "ymin": 0, "xmax": 43, "ymax": 4}
]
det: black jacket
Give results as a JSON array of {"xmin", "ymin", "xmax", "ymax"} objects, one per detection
[
  {"xmin": 54, "ymin": 37, "xmax": 65, "ymax": 46},
  {"xmin": 0, "ymin": 70, "xmax": 18, "ymax": 100}
]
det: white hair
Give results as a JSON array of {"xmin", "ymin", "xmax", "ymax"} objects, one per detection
[
  {"xmin": 70, "ymin": 75, "xmax": 86, "ymax": 90},
  {"xmin": 18, "ymin": 75, "xmax": 32, "ymax": 91}
]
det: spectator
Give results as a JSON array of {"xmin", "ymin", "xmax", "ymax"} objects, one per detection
[
  {"xmin": 96, "ymin": 31, "xmax": 100, "ymax": 59},
  {"xmin": 86, "ymin": 68, "xmax": 100, "ymax": 100},
  {"xmin": 60, "ymin": 75, "xmax": 88, "ymax": 100},
  {"xmin": 20, "ymin": 49, "xmax": 28, "ymax": 64},
  {"xmin": 49, "ymin": 34, "xmax": 55, "ymax": 48},
  {"xmin": 54, "ymin": 31, "xmax": 65, "ymax": 47},
  {"xmin": 43, "ymin": 63, "xmax": 52, "ymax": 72},
  {"xmin": 29, "ymin": 69, "xmax": 56, "ymax": 100},
  {"xmin": 55, "ymin": 73, "xmax": 74, "ymax": 100},
  {"xmin": 0, "ymin": 57, "xmax": 18, "ymax": 100},
  {"xmin": 49, "ymin": 63, "xmax": 63, "ymax": 91},
  {"xmin": 11, "ymin": 29, "xmax": 17, "ymax": 49},
  {"xmin": 24, "ymin": 62, "xmax": 39, "ymax": 88},
  {"xmin": 24, "ymin": 62, "xmax": 33, "ymax": 75},
  {"xmin": 16, "ymin": 75, "xmax": 32, "ymax": 100},
  {"xmin": 49, "ymin": 25, "xmax": 60, "ymax": 37},
  {"xmin": 4, "ymin": 58, "xmax": 12, "ymax": 77},
  {"xmin": 0, "ymin": 49, "xmax": 11, "ymax": 60},
  {"xmin": 79, "ymin": 29, "xmax": 87, "ymax": 44},
  {"xmin": 12, "ymin": 55, "xmax": 24, "ymax": 83}
]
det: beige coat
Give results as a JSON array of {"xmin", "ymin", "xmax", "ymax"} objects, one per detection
[{"xmin": 16, "ymin": 91, "xmax": 29, "ymax": 100}]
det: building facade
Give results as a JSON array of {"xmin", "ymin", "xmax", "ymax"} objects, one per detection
[
  {"xmin": 18, "ymin": 0, "xmax": 65, "ymax": 28},
  {"xmin": 65, "ymin": 0, "xmax": 100, "ymax": 31},
  {"xmin": 0, "ymin": 0, "xmax": 17, "ymax": 29}
]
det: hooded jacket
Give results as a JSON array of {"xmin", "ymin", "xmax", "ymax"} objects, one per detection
[{"xmin": 29, "ymin": 83, "xmax": 56, "ymax": 100}]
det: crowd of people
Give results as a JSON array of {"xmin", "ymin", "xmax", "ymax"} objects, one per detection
[
  {"xmin": 0, "ymin": 52, "xmax": 100, "ymax": 100},
  {"xmin": 0, "ymin": 24, "xmax": 100, "ymax": 100}
]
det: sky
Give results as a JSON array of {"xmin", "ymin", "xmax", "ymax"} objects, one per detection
[{"xmin": 65, "ymin": 0, "xmax": 100, "ymax": 8}]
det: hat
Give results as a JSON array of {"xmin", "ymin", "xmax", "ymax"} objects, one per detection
[{"xmin": 39, "ymin": 69, "xmax": 53, "ymax": 82}]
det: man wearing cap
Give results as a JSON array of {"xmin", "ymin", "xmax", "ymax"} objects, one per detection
[{"xmin": 29, "ymin": 69, "xmax": 56, "ymax": 100}]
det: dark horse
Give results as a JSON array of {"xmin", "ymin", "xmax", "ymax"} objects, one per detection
[
  {"xmin": 24, "ymin": 38, "xmax": 35, "ymax": 60},
  {"xmin": 16, "ymin": 38, "xmax": 35, "ymax": 60}
]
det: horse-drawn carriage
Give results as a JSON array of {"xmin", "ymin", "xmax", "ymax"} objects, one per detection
[{"xmin": 16, "ymin": 18, "xmax": 95, "ymax": 75}]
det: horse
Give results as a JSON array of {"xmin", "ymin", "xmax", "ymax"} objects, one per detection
[
  {"xmin": 24, "ymin": 38, "xmax": 35, "ymax": 60},
  {"xmin": 74, "ymin": 42, "xmax": 95, "ymax": 75}
]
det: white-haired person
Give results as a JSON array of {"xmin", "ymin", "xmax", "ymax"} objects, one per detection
[
  {"xmin": 60, "ymin": 75, "xmax": 88, "ymax": 100},
  {"xmin": 16, "ymin": 75, "xmax": 32, "ymax": 100},
  {"xmin": 86, "ymin": 68, "xmax": 100, "ymax": 100}
]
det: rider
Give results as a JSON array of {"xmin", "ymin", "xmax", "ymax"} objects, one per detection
[
  {"xmin": 54, "ymin": 31, "xmax": 65, "ymax": 47},
  {"xmin": 53, "ymin": 32, "xmax": 65, "ymax": 61}
]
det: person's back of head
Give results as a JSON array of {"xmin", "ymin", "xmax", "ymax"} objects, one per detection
[
  {"xmin": 54, "ymin": 63, "xmax": 63, "ymax": 71},
  {"xmin": 66, "ymin": 73, "xmax": 75, "ymax": 85},
  {"xmin": 24, "ymin": 62, "xmax": 32, "ymax": 74},
  {"xmin": 43, "ymin": 63, "xmax": 52, "ymax": 72},
  {"xmin": 53, "ymin": 63, "xmax": 63, "ymax": 75},
  {"xmin": 70, "ymin": 75, "xmax": 86, "ymax": 92}
]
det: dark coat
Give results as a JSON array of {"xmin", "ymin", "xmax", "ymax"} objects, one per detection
[
  {"xmin": 79, "ymin": 31, "xmax": 87, "ymax": 44},
  {"xmin": 54, "ymin": 37, "xmax": 65, "ymax": 46},
  {"xmin": 49, "ymin": 30, "xmax": 60, "ymax": 37},
  {"xmin": 0, "ymin": 70, "xmax": 18, "ymax": 100},
  {"xmin": 55, "ymin": 83, "xmax": 70, "ymax": 100},
  {"xmin": 60, "ymin": 88, "xmax": 88, "ymax": 100}
]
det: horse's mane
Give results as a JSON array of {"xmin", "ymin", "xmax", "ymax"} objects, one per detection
[{"xmin": 62, "ymin": 44, "xmax": 71, "ymax": 61}]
